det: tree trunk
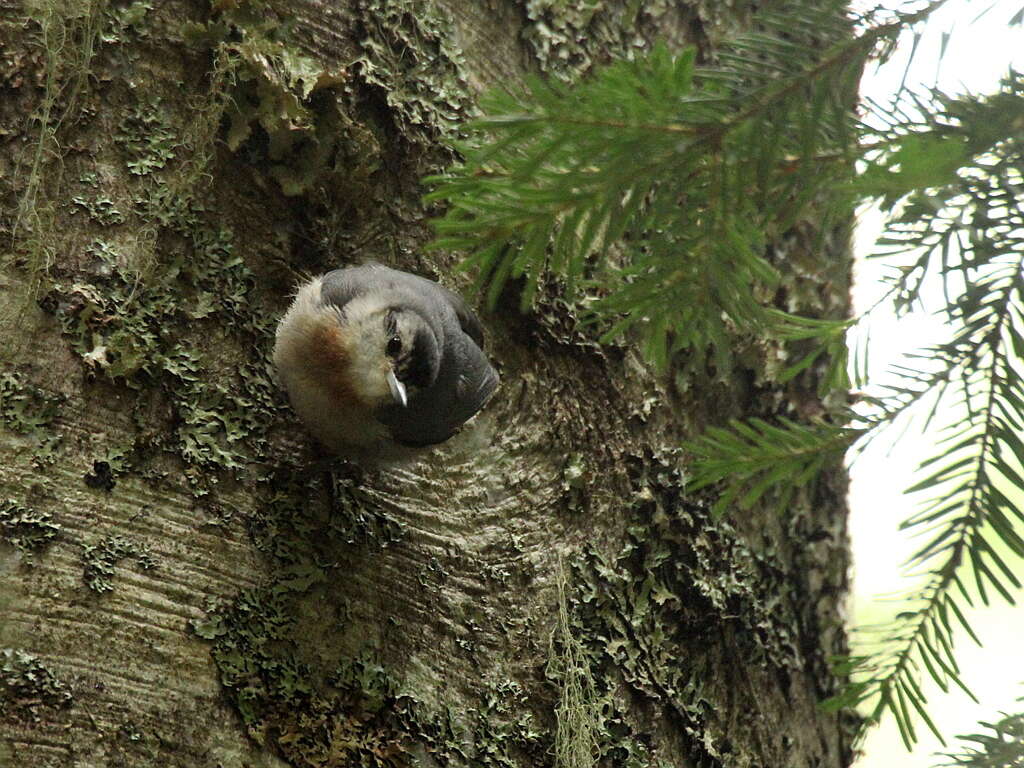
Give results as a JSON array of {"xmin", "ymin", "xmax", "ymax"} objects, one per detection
[{"xmin": 0, "ymin": 2, "xmax": 855, "ymax": 767}]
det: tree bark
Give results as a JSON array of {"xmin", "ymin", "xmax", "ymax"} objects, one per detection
[{"xmin": 0, "ymin": 1, "xmax": 854, "ymax": 767}]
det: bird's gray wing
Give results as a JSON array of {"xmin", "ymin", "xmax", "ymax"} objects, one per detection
[
  {"xmin": 384, "ymin": 270, "xmax": 487, "ymax": 349},
  {"xmin": 430, "ymin": 283, "xmax": 487, "ymax": 350},
  {"xmin": 322, "ymin": 264, "xmax": 487, "ymax": 349},
  {"xmin": 378, "ymin": 332, "xmax": 499, "ymax": 447}
]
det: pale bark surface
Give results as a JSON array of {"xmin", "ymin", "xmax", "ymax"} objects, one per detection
[{"xmin": 0, "ymin": 2, "xmax": 854, "ymax": 768}]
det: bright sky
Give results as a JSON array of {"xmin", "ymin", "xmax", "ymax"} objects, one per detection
[{"xmin": 850, "ymin": 2, "xmax": 1024, "ymax": 766}]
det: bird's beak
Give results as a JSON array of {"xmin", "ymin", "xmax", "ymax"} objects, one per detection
[{"xmin": 387, "ymin": 370, "xmax": 408, "ymax": 407}]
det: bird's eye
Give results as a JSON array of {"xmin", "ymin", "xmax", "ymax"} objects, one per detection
[{"xmin": 386, "ymin": 336, "xmax": 401, "ymax": 358}]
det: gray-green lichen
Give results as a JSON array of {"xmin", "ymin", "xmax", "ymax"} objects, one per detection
[
  {"xmin": 469, "ymin": 678, "xmax": 545, "ymax": 767},
  {"xmin": 554, "ymin": 451, "xmax": 812, "ymax": 767},
  {"xmin": 71, "ymin": 194, "xmax": 127, "ymax": 225},
  {"xmin": 351, "ymin": 0, "xmax": 476, "ymax": 149},
  {"xmin": 183, "ymin": 12, "xmax": 355, "ymax": 198},
  {"xmin": 192, "ymin": 576, "xmax": 431, "ymax": 766},
  {"xmin": 82, "ymin": 534, "xmax": 156, "ymax": 592},
  {"xmin": 0, "ymin": 370, "xmax": 63, "ymax": 465},
  {"xmin": 42, "ymin": 193, "xmax": 278, "ymax": 480},
  {"xmin": 178, "ymin": 0, "xmax": 474, "ymax": 202},
  {"xmin": 0, "ymin": 499, "xmax": 60, "ymax": 562},
  {"xmin": 0, "ymin": 647, "xmax": 73, "ymax": 722},
  {"xmin": 114, "ymin": 99, "xmax": 178, "ymax": 176},
  {"xmin": 521, "ymin": 0, "xmax": 677, "ymax": 82},
  {"xmin": 5, "ymin": 0, "xmax": 282, "ymax": 487},
  {"xmin": 326, "ymin": 471, "xmax": 405, "ymax": 547},
  {"xmin": 187, "ymin": 465, "xmax": 415, "ymax": 764}
]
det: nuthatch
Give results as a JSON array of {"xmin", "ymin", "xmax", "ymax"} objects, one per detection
[{"xmin": 273, "ymin": 263, "xmax": 499, "ymax": 459}]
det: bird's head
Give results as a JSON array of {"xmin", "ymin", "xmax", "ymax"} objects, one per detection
[
  {"xmin": 380, "ymin": 306, "xmax": 440, "ymax": 406},
  {"xmin": 341, "ymin": 297, "xmax": 440, "ymax": 409}
]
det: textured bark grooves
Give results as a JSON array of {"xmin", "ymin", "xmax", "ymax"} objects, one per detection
[{"xmin": 0, "ymin": 1, "xmax": 854, "ymax": 767}]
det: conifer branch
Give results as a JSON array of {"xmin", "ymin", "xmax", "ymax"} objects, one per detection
[{"xmin": 426, "ymin": 2, "xmax": 1024, "ymax": 751}]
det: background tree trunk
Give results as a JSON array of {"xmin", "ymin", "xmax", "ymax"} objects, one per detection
[{"xmin": 0, "ymin": 1, "xmax": 855, "ymax": 767}]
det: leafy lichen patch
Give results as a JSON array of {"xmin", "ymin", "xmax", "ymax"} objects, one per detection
[
  {"xmin": 82, "ymin": 534, "xmax": 156, "ymax": 593},
  {"xmin": 0, "ymin": 647, "xmax": 73, "ymax": 723},
  {"xmin": 190, "ymin": 463, "xmax": 405, "ymax": 763},
  {"xmin": 351, "ymin": 0, "xmax": 476, "ymax": 151},
  {"xmin": 4, "ymin": 0, "xmax": 282, "ymax": 484},
  {"xmin": 114, "ymin": 99, "xmax": 178, "ymax": 176},
  {"xmin": 193, "ymin": 578, "xmax": 426, "ymax": 767},
  {"xmin": 71, "ymin": 194, "xmax": 127, "ymax": 226},
  {"xmin": 0, "ymin": 370, "xmax": 63, "ymax": 466},
  {"xmin": 42, "ymin": 192, "xmax": 279, "ymax": 478},
  {"xmin": 548, "ymin": 451, "xmax": 812, "ymax": 767},
  {"xmin": 0, "ymin": 499, "xmax": 60, "ymax": 563},
  {"xmin": 179, "ymin": 0, "xmax": 475, "ymax": 208},
  {"xmin": 182, "ymin": 6, "xmax": 374, "ymax": 199},
  {"xmin": 521, "ymin": 0, "xmax": 679, "ymax": 82},
  {"xmin": 185, "ymin": 458, "xmax": 557, "ymax": 768}
]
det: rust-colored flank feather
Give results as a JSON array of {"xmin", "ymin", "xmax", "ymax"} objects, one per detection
[
  {"xmin": 304, "ymin": 312, "xmax": 362, "ymax": 407},
  {"xmin": 273, "ymin": 276, "xmax": 396, "ymax": 454}
]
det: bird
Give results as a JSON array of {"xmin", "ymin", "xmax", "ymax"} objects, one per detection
[{"xmin": 273, "ymin": 263, "xmax": 499, "ymax": 460}]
